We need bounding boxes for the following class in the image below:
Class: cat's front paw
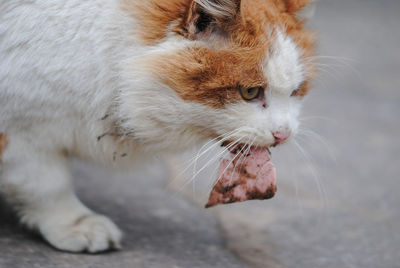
[40,214,122,253]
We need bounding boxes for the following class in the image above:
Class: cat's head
[118,0,316,152]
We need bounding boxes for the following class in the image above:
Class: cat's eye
[291,82,308,97]
[240,86,262,101]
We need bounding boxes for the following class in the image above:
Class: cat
[0,0,316,253]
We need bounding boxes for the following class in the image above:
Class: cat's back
[0,0,135,126]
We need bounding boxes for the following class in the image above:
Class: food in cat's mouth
[205,143,276,208]
[0,133,7,162]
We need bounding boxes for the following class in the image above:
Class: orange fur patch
[0,133,7,162]
[145,46,267,108]
[284,0,312,13]
[121,0,192,44]
[123,0,316,108]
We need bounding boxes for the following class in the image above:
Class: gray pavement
[1,0,399,267]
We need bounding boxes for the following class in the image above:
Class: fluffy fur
[0,0,316,253]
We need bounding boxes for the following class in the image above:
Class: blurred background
[1,0,399,267]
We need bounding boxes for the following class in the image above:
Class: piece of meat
[0,133,7,162]
[205,145,276,208]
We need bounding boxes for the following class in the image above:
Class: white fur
[263,29,304,135]
[0,0,138,252]
[266,30,305,95]
[0,0,307,253]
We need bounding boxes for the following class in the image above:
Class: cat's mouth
[205,142,277,208]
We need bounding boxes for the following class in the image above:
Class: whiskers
[227,136,256,185]
[297,126,337,162]
[168,121,334,216]
[293,139,328,208]
[288,122,338,214]
[168,127,251,200]
[302,55,360,87]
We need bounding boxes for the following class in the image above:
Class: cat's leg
[0,139,122,253]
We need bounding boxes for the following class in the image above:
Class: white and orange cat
[0,0,316,253]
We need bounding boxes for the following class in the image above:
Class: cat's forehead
[133,0,315,108]
[146,29,308,108]
[213,29,305,95]
[229,1,316,96]
[264,30,305,94]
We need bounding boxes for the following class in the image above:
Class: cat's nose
[273,131,291,144]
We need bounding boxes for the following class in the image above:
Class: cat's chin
[221,141,271,155]
[220,133,291,150]
[221,141,274,152]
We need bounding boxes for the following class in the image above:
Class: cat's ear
[184,0,240,39]
[284,0,316,21]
